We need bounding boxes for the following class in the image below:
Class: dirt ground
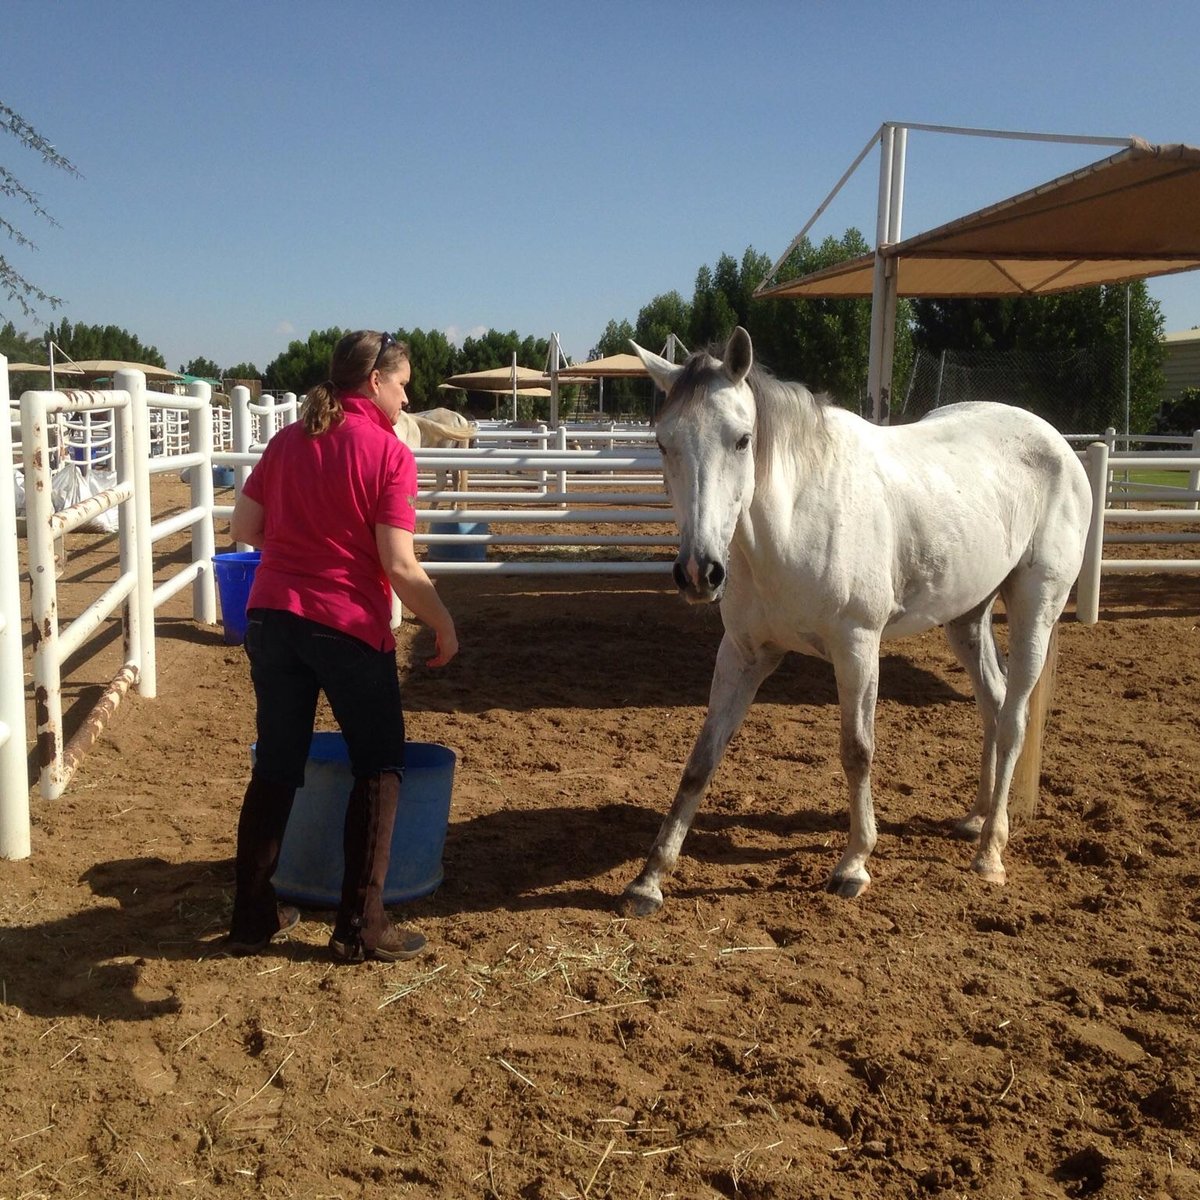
[2,479,1199,1199]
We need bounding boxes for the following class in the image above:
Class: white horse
[393,407,476,507]
[620,327,1092,916]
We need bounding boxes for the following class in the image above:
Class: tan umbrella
[6,360,84,373]
[59,359,182,380]
[441,364,552,391]
[438,382,551,396]
[557,352,652,379]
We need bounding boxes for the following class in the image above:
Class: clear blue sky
[3,0,1199,373]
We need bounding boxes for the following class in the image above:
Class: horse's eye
[735,434,751,451]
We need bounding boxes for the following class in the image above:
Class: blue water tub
[264,732,456,906]
[424,520,489,562]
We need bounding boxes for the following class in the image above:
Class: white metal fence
[4,369,1198,855]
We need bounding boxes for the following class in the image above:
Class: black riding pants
[244,608,406,787]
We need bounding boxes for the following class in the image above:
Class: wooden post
[1009,624,1060,820]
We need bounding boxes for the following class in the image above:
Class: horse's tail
[1010,623,1060,820]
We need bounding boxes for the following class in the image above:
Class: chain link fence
[896,347,1134,436]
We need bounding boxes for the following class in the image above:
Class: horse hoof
[825,874,870,900]
[970,859,1007,886]
[618,887,663,918]
[953,815,985,840]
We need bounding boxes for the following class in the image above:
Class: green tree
[748,230,913,411]
[224,362,261,382]
[1150,386,1200,436]
[590,318,634,360]
[181,356,220,379]
[399,326,458,410]
[689,263,737,348]
[1,103,79,319]
[634,292,691,357]
[910,283,1165,431]
[264,328,344,393]
[455,330,549,375]
[45,319,166,366]
[1,318,45,395]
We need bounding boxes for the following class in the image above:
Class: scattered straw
[219,1049,294,1128]
[556,997,652,1021]
[378,963,449,1010]
[174,1013,226,1054]
[491,1056,537,1089]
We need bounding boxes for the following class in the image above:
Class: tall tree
[590,318,634,361]
[1,103,79,319]
[263,327,344,393]
[45,319,166,366]
[634,292,691,358]
[181,356,220,379]
[399,326,458,410]
[910,283,1165,431]
[224,362,261,382]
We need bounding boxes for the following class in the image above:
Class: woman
[222,330,458,962]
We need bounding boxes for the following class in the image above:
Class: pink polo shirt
[242,395,417,650]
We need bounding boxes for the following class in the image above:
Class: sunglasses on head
[372,331,397,373]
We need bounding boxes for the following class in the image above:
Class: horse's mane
[659,349,829,479]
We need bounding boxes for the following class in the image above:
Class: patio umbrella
[440,364,552,391]
[59,360,182,381]
[6,361,84,373]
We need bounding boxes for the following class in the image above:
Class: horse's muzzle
[673,558,725,603]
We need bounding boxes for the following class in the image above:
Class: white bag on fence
[50,463,120,533]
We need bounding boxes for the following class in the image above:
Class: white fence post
[187,381,217,624]
[1189,429,1200,512]
[116,370,156,699]
[0,357,30,858]
[231,385,253,492]
[1076,441,1110,625]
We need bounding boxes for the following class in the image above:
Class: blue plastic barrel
[265,733,456,905]
[424,520,489,562]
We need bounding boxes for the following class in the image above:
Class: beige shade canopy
[557,352,652,379]
[441,364,552,392]
[438,382,552,396]
[56,359,182,380]
[5,360,84,373]
[756,139,1200,301]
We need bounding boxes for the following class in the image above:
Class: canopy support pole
[867,124,906,424]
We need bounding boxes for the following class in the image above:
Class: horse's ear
[724,327,753,385]
[630,340,683,395]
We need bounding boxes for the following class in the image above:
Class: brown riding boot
[329,771,427,963]
[225,774,299,952]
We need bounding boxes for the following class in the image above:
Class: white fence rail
[5,374,1198,852]
[17,372,217,808]
[1076,440,1200,623]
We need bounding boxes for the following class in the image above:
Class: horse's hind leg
[971,575,1067,885]
[944,597,1006,840]
[620,634,782,917]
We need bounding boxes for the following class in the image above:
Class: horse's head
[631,326,757,604]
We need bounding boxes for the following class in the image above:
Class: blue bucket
[425,520,489,562]
[212,551,261,645]
[265,732,456,906]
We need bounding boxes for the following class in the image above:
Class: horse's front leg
[620,634,782,917]
[827,630,881,899]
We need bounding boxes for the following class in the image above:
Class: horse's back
[812,401,1092,636]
